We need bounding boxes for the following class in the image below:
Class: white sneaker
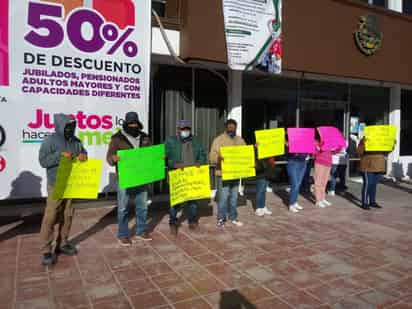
[316,201,326,208]
[289,206,299,213]
[294,203,304,210]
[255,208,264,217]
[262,207,272,215]
[327,191,335,196]
[231,220,244,227]
[322,199,332,206]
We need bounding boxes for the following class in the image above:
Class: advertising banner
[222,0,282,74]
[0,0,151,199]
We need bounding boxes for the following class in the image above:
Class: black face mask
[226,130,236,138]
[64,123,76,140]
[123,124,140,137]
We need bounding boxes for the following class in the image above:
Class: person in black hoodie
[106,112,152,246]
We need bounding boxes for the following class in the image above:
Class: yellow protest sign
[53,157,103,199]
[168,165,211,207]
[255,128,285,159]
[221,145,256,181]
[365,125,397,151]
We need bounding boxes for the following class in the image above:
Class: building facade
[150,0,412,181]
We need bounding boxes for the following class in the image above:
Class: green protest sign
[117,144,165,189]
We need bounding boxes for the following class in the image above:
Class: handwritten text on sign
[365,125,397,151]
[255,128,285,159]
[221,145,255,180]
[53,157,103,199]
[168,165,211,207]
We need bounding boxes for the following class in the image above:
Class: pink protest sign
[287,128,315,154]
[318,127,346,151]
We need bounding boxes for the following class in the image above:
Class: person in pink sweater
[314,133,333,208]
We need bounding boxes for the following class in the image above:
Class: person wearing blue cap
[106,112,152,246]
[165,120,207,235]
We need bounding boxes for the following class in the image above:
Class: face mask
[124,124,140,137]
[180,130,191,139]
[226,130,236,138]
[64,123,76,140]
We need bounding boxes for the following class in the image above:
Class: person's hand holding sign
[78,153,88,162]
[111,155,120,163]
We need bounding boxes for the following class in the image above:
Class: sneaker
[132,233,152,242]
[362,204,371,210]
[316,201,326,208]
[169,224,178,236]
[255,208,265,217]
[322,199,332,206]
[59,243,77,256]
[41,253,56,266]
[217,220,225,229]
[118,237,132,247]
[289,206,299,213]
[370,203,382,209]
[262,207,272,215]
[189,222,199,230]
[328,190,335,196]
[231,220,244,227]
[294,203,304,210]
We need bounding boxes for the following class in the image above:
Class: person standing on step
[106,112,152,246]
[165,120,208,235]
[39,114,88,266]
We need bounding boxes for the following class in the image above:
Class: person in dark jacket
[106,112,152,246]
[357,137,389,210]
[254,155,275,217]
[165,120,207,235]
[39,114,87,266]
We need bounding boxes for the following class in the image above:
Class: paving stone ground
[0,180,412,309]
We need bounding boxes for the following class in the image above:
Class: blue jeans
[329,164,347,191]
[169,200,198,225]
[217,177,239,221]
[256,177,268,209]
[287,160,308,205]
[117,186,148,238]
[302,159,313,191]
[361,172,382,205]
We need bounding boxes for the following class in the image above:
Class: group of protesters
[37,111,390,265]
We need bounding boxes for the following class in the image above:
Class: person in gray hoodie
[39,114,87,265]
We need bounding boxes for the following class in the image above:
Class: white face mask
[180,130,191,139]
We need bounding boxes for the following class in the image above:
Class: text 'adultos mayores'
[24,53,142,75]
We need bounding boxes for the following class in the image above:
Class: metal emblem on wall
[354,15,383,56]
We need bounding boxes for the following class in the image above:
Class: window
[360,0,387,7]
[152,0,166,17]
[400,90,412,156]
[403,0,412,14]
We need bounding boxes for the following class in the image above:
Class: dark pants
[301,159,313,192]
[256,178,269,209]
[361,172,382,205]
[329,164,347,191]
[287,160,308,205]
[169,201,198,225]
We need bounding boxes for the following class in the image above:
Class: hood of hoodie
[54,113,74,137]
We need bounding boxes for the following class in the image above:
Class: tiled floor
[1,181,412,308]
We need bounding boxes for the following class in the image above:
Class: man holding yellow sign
[166,120,208,235]
[210,119,247,228]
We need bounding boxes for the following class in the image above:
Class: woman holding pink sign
[313,132,334,208]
